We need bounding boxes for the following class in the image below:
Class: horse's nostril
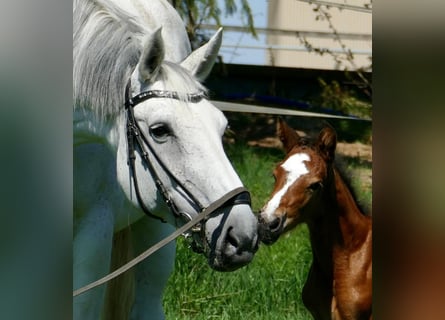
[226,227,239,249]
[225,227,258,255]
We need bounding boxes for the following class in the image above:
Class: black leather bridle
[124,81,251,253]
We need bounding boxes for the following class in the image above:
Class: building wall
[267,0,372,71]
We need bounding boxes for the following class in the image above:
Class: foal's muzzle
[258,213,286,245]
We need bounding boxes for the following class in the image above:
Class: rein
[73,81,251,297]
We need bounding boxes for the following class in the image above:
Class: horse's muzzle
[205,204,259,271]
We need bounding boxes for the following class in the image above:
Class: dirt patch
[336,141,372,162]
[248,136,372,163]
[226,113,372,162]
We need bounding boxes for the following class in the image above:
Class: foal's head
[259,118,337,244]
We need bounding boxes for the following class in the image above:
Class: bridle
[124,80,251,253]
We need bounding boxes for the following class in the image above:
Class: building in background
[176,0,372,119]
[266,0,371,71]
[199,0,371,71]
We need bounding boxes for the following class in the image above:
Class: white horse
[73,0,259,319]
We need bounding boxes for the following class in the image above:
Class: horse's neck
[74,109,121,150]
[306,167,370,275]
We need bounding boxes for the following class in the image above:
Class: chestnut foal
[259,119,372,320]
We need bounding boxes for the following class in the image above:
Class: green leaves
[174,0,257,47]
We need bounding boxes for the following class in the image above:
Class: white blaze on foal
[263,153,310,219]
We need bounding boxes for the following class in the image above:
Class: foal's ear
[138,27,165,83]
[277,117,301,153]
[180,28,222,82]
[317,126,337,162]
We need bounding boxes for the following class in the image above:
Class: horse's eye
[307,182,323,192]
[149,123,171,142]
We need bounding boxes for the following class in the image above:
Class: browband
[125,89,206,109]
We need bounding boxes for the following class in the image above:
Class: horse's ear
[180,28,222,82]
[138,27,165,83]
[277,117,301,153]
[317,125,337,162]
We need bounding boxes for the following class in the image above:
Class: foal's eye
[307,182,322,192]
[149,123,171,142]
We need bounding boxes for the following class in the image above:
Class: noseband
[124,81,251,253]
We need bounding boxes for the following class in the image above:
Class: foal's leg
[129,216,176,320]
[73,205,114,320]
[331,296,342,320]
[302,263,332,320]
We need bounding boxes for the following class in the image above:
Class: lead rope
[73,186,249,297]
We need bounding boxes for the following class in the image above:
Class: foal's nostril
[269,217,283,233]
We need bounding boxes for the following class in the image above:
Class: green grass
[164,228,312,320]
[222,143,285,211]
[163,143,371,319]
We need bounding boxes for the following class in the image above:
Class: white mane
[73,0,144,120]
[143,61,207,99]
[74,0,207,124]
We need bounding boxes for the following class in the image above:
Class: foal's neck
[307,167,370,270]
[332,168,370,249]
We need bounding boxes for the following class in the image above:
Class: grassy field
[163,141,371,320]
